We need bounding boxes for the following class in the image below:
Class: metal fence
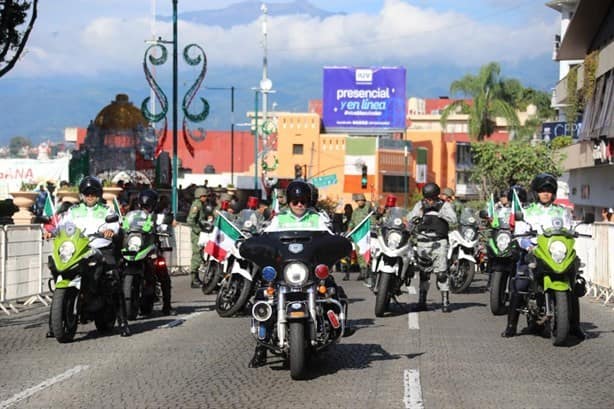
[0,223,193,315]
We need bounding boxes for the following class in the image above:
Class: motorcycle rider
[134,189,174,315]
[501,173,586,339]
[187,187,217,288]
[44,176,130,337]
[408,182,458,313]
[250,180,352,367]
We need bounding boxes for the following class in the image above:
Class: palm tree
[440,62,520,141]
[0,0,38,78]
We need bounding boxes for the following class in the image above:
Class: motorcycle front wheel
[123,274,141,320]
[215,275,252,317]
[450,259,475,293]
[550,291,570,346]
[374,273,392,317]
[201,260,223,295]
[51,287,79,343]
[489,270,508,315]
[289,321,307,380]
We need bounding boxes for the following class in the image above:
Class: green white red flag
[347,212,373,264]
[204,211,244,262]
[509,188,524,227]
[487,193,499,228]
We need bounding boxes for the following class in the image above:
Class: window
[383,175,408,193]
[456,142,473,168]
[292,144,304,155]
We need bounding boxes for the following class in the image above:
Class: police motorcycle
[120,209,172,319]
[513,212,593,346]
[479,208,518,315]
[215,209,263,317]
[240,230,352,380]
[198,219,225,295]
[48,214,122,343]
[371,207,415,317]
[447,207,479,293]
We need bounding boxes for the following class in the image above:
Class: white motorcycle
[215,209,263,317]
[372,207,415,317]
[447,207,479,293]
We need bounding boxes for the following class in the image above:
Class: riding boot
[501,293,520,338]
[248,345,267,368]
[160,276,173,315]
[46,311,54,338]
[190,271,201,288]
[441,291,451,313]
[117,292,131,337]
[569,295,586,340]
[415,290,427,312]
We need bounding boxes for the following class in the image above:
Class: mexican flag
[508,189,524,227]
[112,197,123,221]
[271,189,279,214]
[347,212,373,264]
[487,193,499,228]
[204,211,244,262]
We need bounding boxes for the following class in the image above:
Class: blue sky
[8,0,558,79]
[1,0,562,144]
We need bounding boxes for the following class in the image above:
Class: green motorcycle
[48,214,123,343]
[514,212,593,346]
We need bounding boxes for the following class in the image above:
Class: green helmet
[194,187,207,199]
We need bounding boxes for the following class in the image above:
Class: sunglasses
[290,199,307,206]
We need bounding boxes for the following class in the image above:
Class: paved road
[1,272,613,409]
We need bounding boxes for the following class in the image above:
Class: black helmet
[79,176,103,197]
[138,189,159,212]
[286,180,311,205]
[422,182,440,199]
[507,184,527,204]
[530,173,557,199]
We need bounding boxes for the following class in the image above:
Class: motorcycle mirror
[105,214,119,223]
[514,212,524,222]
[478,210,489,219]
[582,212,595,224]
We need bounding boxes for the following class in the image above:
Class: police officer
[502,173,586,339]
[187,187,217,288]
[347,193,372,283]
[409,182,457,313]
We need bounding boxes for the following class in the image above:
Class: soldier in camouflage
[409,182,457,313]
[187,187,217,288]
[347,193,373,284]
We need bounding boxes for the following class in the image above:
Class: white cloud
[10,0,556,77]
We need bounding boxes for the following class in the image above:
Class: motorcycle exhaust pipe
[252,301,273,322]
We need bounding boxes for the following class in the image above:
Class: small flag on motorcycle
[508,189,524,228]
[487,193,498,228]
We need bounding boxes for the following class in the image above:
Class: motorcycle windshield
[122,210,153,233]
[240,230,352,270]
[459,208,478,226]
[494,207,512,228]
[382,207,408,229]
[234,209,263,235]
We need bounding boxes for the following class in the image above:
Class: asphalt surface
[1,272,613,409]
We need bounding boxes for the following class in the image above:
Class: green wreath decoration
[261,155,279,172]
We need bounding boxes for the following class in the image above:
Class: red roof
[157,130,257,173]
[425,98,472,114]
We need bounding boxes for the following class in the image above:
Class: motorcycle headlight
[549,240,567,264]
[495,231,512,252]
[462,228,476,241]
[387,231,403,249]
[59,241,76,263]
[283,262,309,286]
[127,234,143,252]
[393,218,402,226]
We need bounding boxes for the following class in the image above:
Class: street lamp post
[404,145,409,207]
[141,0,209,215]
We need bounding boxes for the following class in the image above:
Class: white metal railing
[0,223,193,315]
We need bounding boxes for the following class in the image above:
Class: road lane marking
[158,311,204,329]
[408,312,419,330]
[403,369,424,409]
[0,365,89,409]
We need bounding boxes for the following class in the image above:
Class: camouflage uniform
[186,189,217,286]
[408,199,457,311]
[347,195,372,281]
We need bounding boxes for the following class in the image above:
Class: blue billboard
[541,121,581,140]
[322,67,406,133]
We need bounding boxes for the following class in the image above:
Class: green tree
[0,0,38,78]
[440,62,520,141]
[470,141,563,200]
[9,135,30,156]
